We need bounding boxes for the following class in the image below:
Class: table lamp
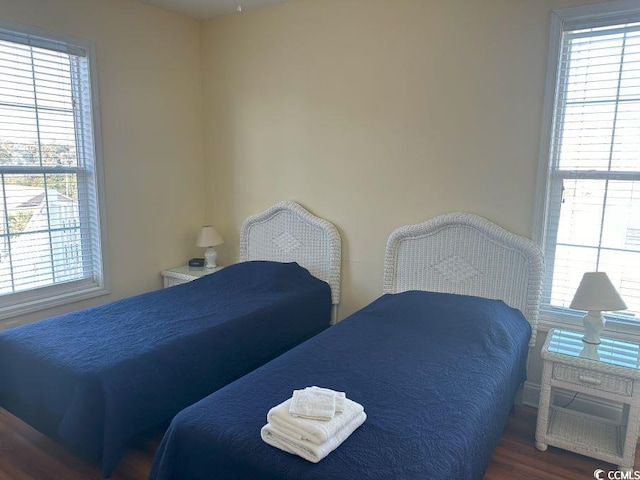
[197,226,224,269]
[570,272,627,344]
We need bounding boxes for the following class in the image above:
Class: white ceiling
[137,0,291,19]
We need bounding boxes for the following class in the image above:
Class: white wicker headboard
[239,201,341,315]
[383,213,543,346]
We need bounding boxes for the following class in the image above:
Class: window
[537,1,640,327]
[0,21,107,319]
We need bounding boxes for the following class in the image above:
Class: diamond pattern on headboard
[272,231,303,254]
[432,255,481,284]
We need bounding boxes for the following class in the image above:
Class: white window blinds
[0,22,106,319]
[541,5,640,323]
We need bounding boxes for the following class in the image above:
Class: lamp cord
[559,391,579,409]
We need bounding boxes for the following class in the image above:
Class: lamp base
[204,247,218,269]
[582,311,604,345]
[579,342,600,361]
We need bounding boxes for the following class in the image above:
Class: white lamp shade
[196,226,224,248]
[570,272,627,312]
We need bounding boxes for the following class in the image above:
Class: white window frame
[534,0,640,337]
[0,20,109,320]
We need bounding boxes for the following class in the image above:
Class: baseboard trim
[523,381,540,408]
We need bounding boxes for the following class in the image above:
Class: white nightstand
[161,265,224,288]
[536,328,640,471]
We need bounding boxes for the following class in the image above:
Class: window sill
[0,284,110,322]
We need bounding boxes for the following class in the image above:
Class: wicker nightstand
[161,265,224,288]
[536,329,640,471]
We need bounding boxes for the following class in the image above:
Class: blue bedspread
[0,261,331,477]
[150,290,531,480]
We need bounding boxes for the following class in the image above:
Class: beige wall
[201,0,609,386]
[1,0,205,328]
[201,0,603,319]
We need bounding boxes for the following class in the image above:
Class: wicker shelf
[547,406,624,460]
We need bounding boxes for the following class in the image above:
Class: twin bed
[149,212,543,480]
[0,201,341,477]
[0,204,543,479]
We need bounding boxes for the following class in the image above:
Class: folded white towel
[289,389,335,420]
[268,397,364,445]
[261,411,367,463]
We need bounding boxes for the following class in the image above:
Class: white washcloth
[261,411,367,463]
[268,397,364,445]
[289,389,335,420]
[305,386,346,413]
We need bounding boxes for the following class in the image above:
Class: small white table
[536,329,640,471]
[161,265,224,288]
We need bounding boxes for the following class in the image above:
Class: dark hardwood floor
[0,405,634,479]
